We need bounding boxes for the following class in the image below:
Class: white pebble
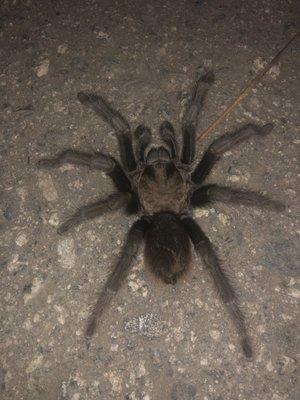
[15,232,28,247]
[58,238,76,269]
[287,288,300,299]
[48,213,60,227]
[57,44,68,54]
[217,213,230,225]
[34,59,50,77]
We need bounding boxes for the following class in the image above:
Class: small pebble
[217,213,230,226]
[286,289,300,299]
[15,232,27,247]
[37,171,58,201]
[268,63,281,79]
[57,238,76,269]
[34,59,50,77]
[57,43,68,54]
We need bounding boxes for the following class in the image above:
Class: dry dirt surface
[0,1,299,399]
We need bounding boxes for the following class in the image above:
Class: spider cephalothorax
[37,67,285,358]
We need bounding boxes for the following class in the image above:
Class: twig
[197,32,300,143]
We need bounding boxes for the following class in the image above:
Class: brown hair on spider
[37,67,285,358]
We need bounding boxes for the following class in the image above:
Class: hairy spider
[37,68,285,358]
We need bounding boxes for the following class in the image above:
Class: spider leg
[86,218,148,337]
[181,67,214,165]
[191,123,274,184]
[134,125,152,162]
[181,217,252,358]
[159,121,179,160]
[77,92,137,171]
[37,150,131,192]
[191,184,285,212]
[57,192,130,234]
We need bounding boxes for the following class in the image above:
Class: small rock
[57,44,68,54]
[15,232,28,247]
[194,298,203,308]
[58,238,76,269]
[124,313,165,338]
[195,209,210,218]
[34,59,50,77]
[227,175,242,183]
[171,383,196,400]
[95,30,110,40]
[110,343,118,352]
[268,63,280,79]
[48,213,60,227]
[217,213,230,226]
[37,171,58,201]
[137,360,147,378]
[286,288,300,299]
[54,305,66,325]
[252,57,266,73]
[266,360,274,372]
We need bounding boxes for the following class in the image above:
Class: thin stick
[197,32,300,143]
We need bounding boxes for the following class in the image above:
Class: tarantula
[37,68,285,358]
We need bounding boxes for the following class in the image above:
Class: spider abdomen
[144,213,191,284]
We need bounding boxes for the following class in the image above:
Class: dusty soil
[0,1,299,399]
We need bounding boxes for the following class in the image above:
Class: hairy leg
[134,125,152,162]
[159,121,179,160]
[37,150,131,192]
[37,149,116,170]
[57,192,130,234]
[77,93,136,171]
[191,184,285,211]
[192,123,274,184]
[86,218,149,337]
[182,217,252,358]
[181,67,214,165]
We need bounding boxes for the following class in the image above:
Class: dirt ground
[0,1,299,399]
